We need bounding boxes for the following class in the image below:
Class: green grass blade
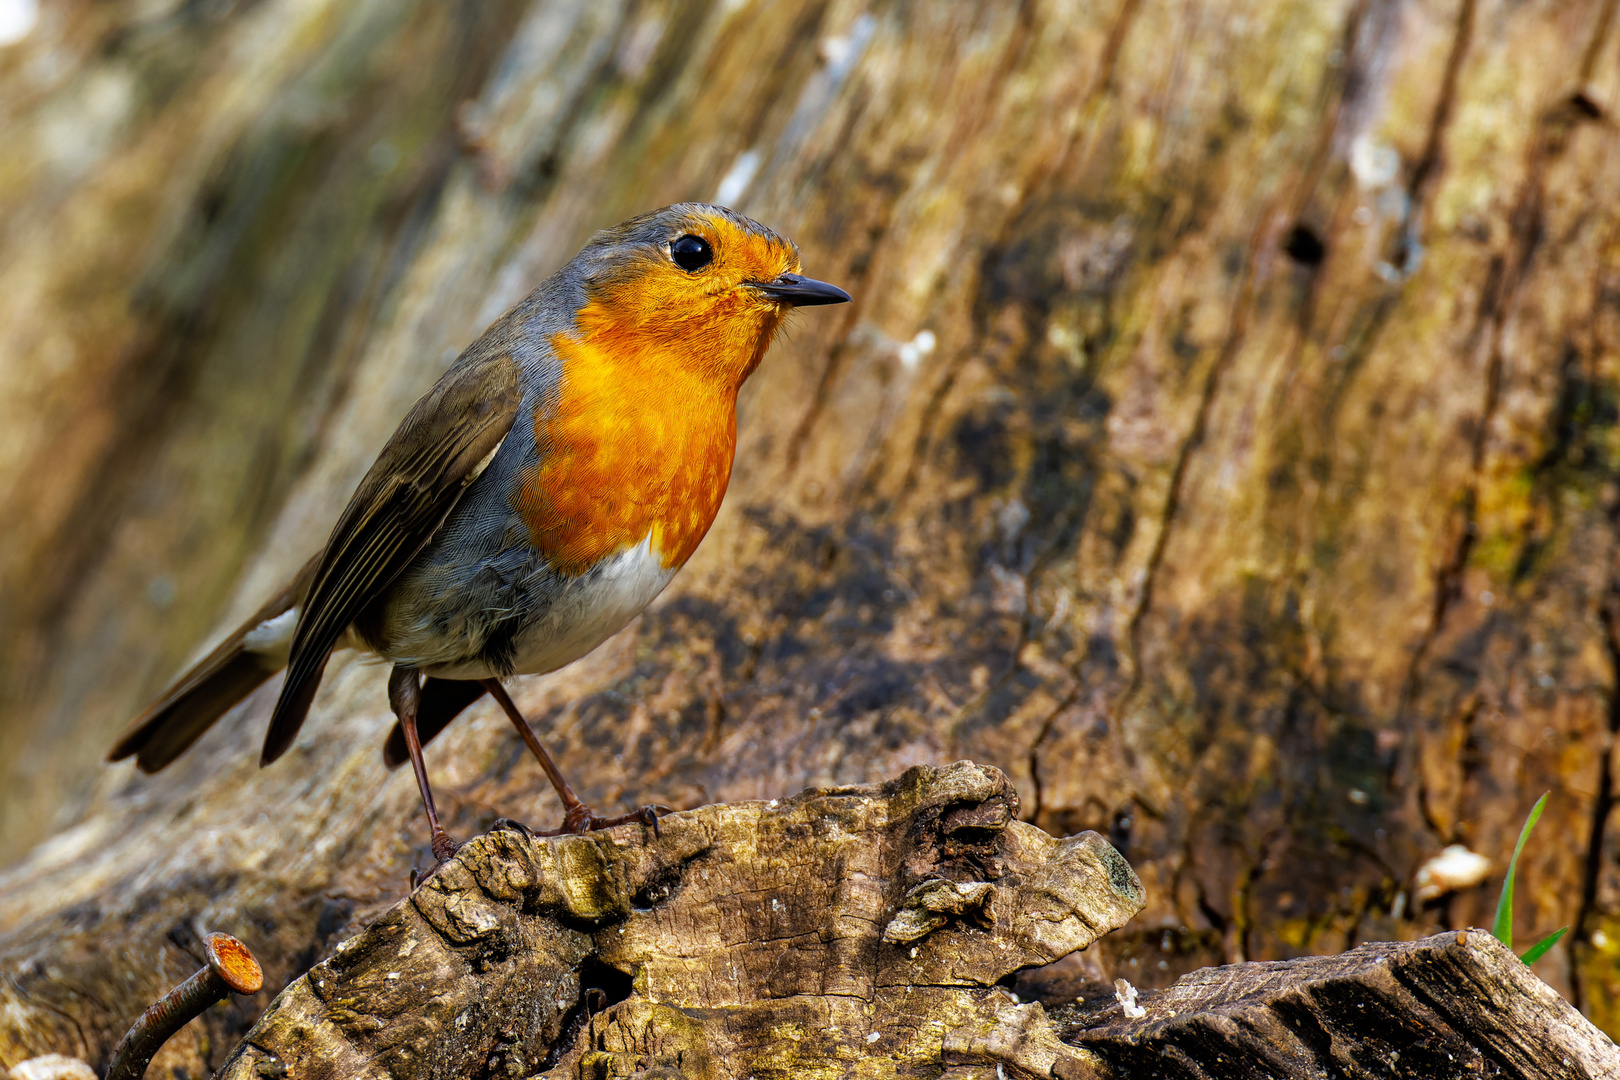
[1520,926,1568,965]
[1492,791,1550,949]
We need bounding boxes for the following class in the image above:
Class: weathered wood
[1059,930,1620,1079]
[207,762,1142,1080]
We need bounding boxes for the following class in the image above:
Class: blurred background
[3,0,1620,1062]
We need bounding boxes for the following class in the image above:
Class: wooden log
[1059,930,1620,1079]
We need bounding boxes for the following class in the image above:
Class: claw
[406,831,461,888]
[410,845,453,890]
[531,803,673,837]
[636,803,674,838]
[491,816,536,839]
[562,803,595,835]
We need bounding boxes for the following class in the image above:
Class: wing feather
[260,350,523,764]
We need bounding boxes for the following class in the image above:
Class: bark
[5,0,1620,1063]
[1060,930,1620,1079]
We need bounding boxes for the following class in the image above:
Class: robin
[109,203,849,865]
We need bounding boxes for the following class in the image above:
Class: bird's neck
[516,318,753,575]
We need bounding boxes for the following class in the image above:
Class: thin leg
[389,665,459,864]
[480,679,585,819]
[480,678,669,835]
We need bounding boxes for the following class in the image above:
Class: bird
[109,203,850,866]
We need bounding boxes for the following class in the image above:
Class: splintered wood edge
[1060,929,1620,1078]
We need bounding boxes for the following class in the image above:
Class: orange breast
[516,307,745,576]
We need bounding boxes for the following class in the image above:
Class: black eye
[670,234,714,272]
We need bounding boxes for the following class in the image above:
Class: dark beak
[754,273,851,307]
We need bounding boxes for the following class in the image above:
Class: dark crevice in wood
[1574,590,1620,1013]
[1394,0,1474,278]
[1121,0,1378,710]
[535,957,633,1073]
[1121,205,1267,700]
[1415,693,1479,842]
[1280,223,1326,266]
[1024,686,1079,827]
[1235,830,1283,964]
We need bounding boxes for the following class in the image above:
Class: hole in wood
[1282,224,1327,266]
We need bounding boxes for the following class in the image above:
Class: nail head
[206,933,263,995]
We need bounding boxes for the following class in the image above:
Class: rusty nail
[104,933,262,1080]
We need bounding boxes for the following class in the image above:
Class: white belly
[421,533,675,681]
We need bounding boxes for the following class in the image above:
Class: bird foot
[431,828,461,862]
[490,816,536,839]
[408,829,462,889]
[533,803,672,838]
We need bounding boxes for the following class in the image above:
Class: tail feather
[381,678,489,768]
[109,558,318,772]
[114,651,282,772]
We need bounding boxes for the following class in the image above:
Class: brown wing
[260,350,522,765]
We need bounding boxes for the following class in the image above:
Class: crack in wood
[1574,587,1620,1012]
[1120,205,1269,702]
